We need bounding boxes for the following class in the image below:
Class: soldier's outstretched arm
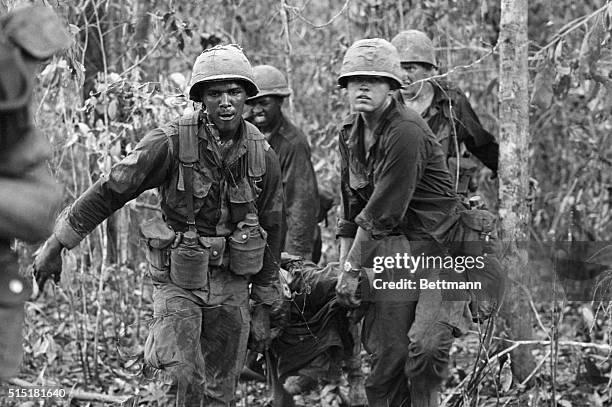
[33,128,174,293]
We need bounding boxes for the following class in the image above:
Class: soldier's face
[201,81,246,135]
[346,76,393,113]
[399,62,435,98]
[246,95,283,133]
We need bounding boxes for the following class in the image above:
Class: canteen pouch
[229,223,267,276]
[430,207,498,257]
[454,209,498,257]
[140,218,175,283]
[170,235,210,290]
[199,236,226,267]
[430,207,504,319]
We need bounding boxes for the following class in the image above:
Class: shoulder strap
[178,111,200,163]
[244,121,268,177]
[178,110,200,232]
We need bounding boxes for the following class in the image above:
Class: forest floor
[3,292,612,407]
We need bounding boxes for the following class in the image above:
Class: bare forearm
[345,227,377,268]
[339,236,355,265]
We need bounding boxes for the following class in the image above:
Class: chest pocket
[176,164,213,213]
[228,177,258,203]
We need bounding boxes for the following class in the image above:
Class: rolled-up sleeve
[55,128,174,249]
[251,147,284,304]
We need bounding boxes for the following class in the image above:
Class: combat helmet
[337,38,403,89]
[188,44,259,100]
[247,65,291,101]
[391,30,437,68]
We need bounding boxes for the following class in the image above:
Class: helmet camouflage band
[188,44,259,100]
[391,30,437,68]
[337,38,403,89]
[247,65,291,101]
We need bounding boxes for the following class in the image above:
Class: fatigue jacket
[423,80,498,174]
[54,111,284,304]
[337,98,459,240]
[267,114,319,258]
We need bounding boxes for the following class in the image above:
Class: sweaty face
[246,95,283,132]
[201,81,246,136]
[346,76,393,113]
[399,62,435,98]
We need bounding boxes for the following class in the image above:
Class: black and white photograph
[1,0,612,406]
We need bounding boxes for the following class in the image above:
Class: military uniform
[246,65,320,261]
[52,109,283,405]
[335,38,472,407]
[338,98,472,407]
[264,114,319,259]
[0,6,70,381]
[421,79,498,176]
[392,30,499,196]
[33,46,284,406]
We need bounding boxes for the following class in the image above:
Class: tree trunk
[498,0,536,384]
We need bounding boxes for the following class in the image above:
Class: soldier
[33,45,284,406]
[335,38,472,407]
[391,30,499,196]
[0,6,71,381]
[245,65,320,261]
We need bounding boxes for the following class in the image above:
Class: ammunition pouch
[229,223,267,276]
[429,207,498,258]
[429,207,505,321]
[140,218,175,283]
[199,236,226,267]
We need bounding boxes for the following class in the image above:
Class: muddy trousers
[144,284,251,407]
[361,292,468,407]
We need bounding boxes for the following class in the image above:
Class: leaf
[579,15,607,77]
[498,357,513,392]
[108,99,119,120]
[553,39,564,63]
[68,24,80,35]
[558,400,572,407]
[532,62,555,109]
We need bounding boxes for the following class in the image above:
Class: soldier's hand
[336,269,362,308]
[32,235,63,296]
[248,304,271,353]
